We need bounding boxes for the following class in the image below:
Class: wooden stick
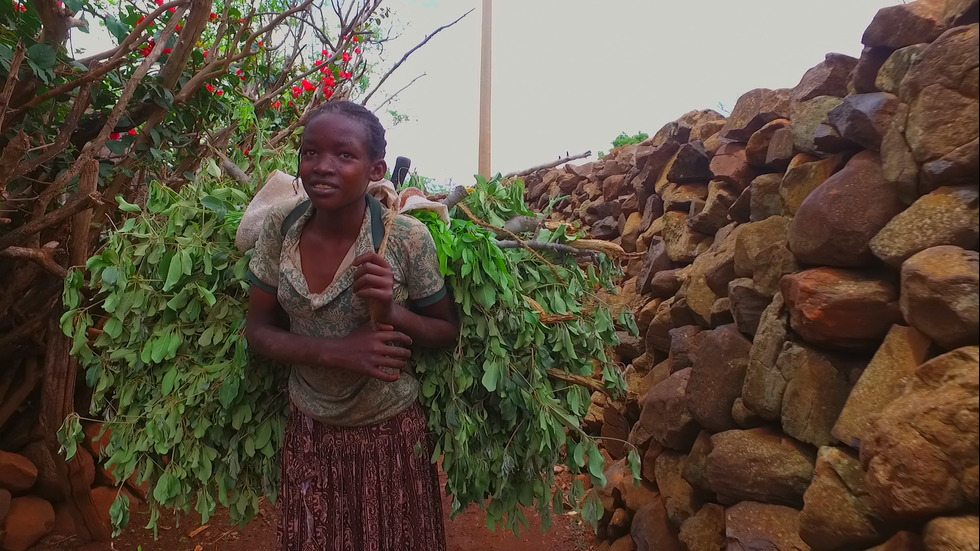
[0,245,67,278]
[502,150,591,180]
[0,192,101,253]
[545,369,609,397]
[0,41,26,135]
[494,240,598,260]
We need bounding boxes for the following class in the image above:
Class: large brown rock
[687,325,752,432]
[663,182,709,214]
[733,216,792,278]
[850,46,893,94]
[645,299,673,352]
[900,245,980,350]
[637,368,701,451]
[0,451,37,494]
[862,346,980,520]
[766,127,798,172]
[668,325,706,373]
[741,293,790,421]
[876,44,929,95]
[636,237,675,295]
[868,531,926,551]
[720,88,793,142]
[748,173,783,222]
[800,446,885,550]
[777,342,863,447]
[827,92,899,151]
[681,228,742,327]
[728,278,771,336]
[789,151,905,267]
[1,496,55,551]
[679,503,725,551]
[630,495,683,551]
[781,268,902,350]
[661,211,712,263]
[746,119,791,167]
[944,0,980,26]
[655,452,697,528]
[791,96,844,156]
[690,180,739,234]
[900,25,980,180]
[710,143,756,191]
[922,516,980,551]
[833,325,932,449]
[752,242,799,297]
[707,427,816,506]
[863,0,948,48]
[793,53,859,102]
[779,154,846,215]
[725,501,811,551]
[870,186,980,268]
[666,142,713,184]
[880,103,921,205]
[683,430,715,497]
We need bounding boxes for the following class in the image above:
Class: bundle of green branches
[59,174,638,536]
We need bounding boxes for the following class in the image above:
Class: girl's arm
[353,252,459,349]
[245,287,414,382]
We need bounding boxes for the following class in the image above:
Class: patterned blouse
[247,195,446,427]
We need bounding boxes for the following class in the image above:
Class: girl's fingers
[352,274,390,294]
[353,252,390,269]
[367,368,401,382]
[377,331,412,347]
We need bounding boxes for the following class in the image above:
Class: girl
[245,101,458,550]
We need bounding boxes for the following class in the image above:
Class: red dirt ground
[35,470,598,551]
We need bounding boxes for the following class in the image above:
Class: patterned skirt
[277,402,446,551]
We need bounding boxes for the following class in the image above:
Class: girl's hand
[352,252,396,326]
[338,323,412,382]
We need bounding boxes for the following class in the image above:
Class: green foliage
[59,178,287,536]
[411,175,635,534]
[599,130,649,159]
[59,175,638,537]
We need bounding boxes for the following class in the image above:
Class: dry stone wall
[523,1,979,549]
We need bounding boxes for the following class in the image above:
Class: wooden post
[478,0,492,177]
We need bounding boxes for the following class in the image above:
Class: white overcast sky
[376,0,898,186]
[72,0,899,186]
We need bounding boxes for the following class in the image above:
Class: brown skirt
[277,402,446,551]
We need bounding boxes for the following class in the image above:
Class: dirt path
[37,471,597,551]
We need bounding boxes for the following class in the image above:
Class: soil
[35,470,598,551]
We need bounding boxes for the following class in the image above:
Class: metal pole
[478,0,492,177]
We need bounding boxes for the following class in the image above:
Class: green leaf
[105,16,130,42]
[109,493,131,537]
[163,252,183,291]
[162,368,177,395]
[26,43,56,70]
[219,376,240,408]
[116,195,141,213]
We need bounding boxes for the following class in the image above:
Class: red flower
[205,83,215,93]
[301,79,315,92]
[353,36,359,43]
[236,69,243,75]
[175,24,182,31]
[244,149,250,156]
[155,0,162,5]
[140,47,152,57]
[216,90,224,96]
[110,133,121,140]
[291,86,302,98]
[325,88,334,99]
[323,75,335,87]
[168,7,175,12]
[128,129,138,136]
[203,50,208,58]
[273,101,282,109]
[258,41,264,47]
[341,71,352,80]
[162,48,172,55]
[136,15,146,25]
[341,52,351,63]
[354,48,361,55]
[321,49,330,57]
[208,12,217,21]
[314,60,323,66]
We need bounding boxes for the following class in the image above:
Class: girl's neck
[307,199,367,239]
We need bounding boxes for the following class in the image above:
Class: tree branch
[546,369,609,397]
[360,8,472,106]
[0,244,67,278]
[0,41,26,132]
[0,192,101,252]
[503,150,592,180]
[371,72,425,114]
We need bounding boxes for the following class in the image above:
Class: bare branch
[0,192,102,252]
[10,82,92,182]
[371,73,425,113]
[0,244,67,278]
[545,369,610,396]
[0,41,26,132]
[503,150,592,180]
[495,240,597,259]
[360,8,473,106]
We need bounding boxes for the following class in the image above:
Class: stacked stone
[0,426,138,550]
[524,2,979,550]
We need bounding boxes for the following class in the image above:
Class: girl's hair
[305,101,387,161]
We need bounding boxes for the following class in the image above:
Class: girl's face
[299,112,386,213]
